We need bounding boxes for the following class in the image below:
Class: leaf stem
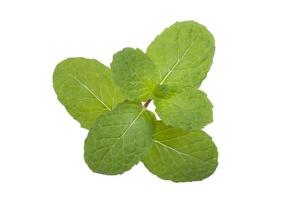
[143,99,152,108]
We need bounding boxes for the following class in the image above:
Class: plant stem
[143,99,152,108]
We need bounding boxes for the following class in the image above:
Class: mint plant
[53,21,218,182]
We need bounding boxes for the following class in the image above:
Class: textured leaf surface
[53,58,124,129]
[111,48,159,101]
[154,90,213,131]
[143,121,218,182]
[84,101,155,175]
[147,21,215,90]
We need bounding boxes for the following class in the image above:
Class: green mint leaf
[84,101,156,175]
[142,121,218,182]
[154,84,169,98]
[53,21,219,182]
[53,57,124,129]
[147,21,215,90]
[154,90,213,131]
[111,48,159,101]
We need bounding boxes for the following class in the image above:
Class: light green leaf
[111,48,159,101]
[84,101,156,175]
[53,57,124,129]
[147,21,215,90]
[143,121,218,182]
[154,89,213,131]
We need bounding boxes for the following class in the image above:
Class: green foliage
[111,48,159,101]
[143,121,218,182]
[53,21,218,182]
[154,84,170,98]
[147,21,215,91]
[53,57,124,129]
[154,90,213,131]
[84,101,155,174]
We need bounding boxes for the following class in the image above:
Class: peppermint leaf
[53,20,219,182]
[154,89,213,131]
[143,121,218,182]
[111,48,159,101]
[147,21,215,90]
[84,101,155,175]
[53,57,124,129]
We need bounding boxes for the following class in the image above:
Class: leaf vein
[95,109,145,169]
[159,40,195,85]
[71,75,111,111]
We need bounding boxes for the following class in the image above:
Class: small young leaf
[143,121,218,182]
[154,90,213,131]
[53,57,124,129]
[111,48,159,101]
[147,21,215,90]
[84,101,156,175]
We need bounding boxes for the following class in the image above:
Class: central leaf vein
[96,109,145,168]
[72,76,111,111]
[159,40,195,85]
[154,139,192,158]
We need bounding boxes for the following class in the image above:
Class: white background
[0,0,299,199]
